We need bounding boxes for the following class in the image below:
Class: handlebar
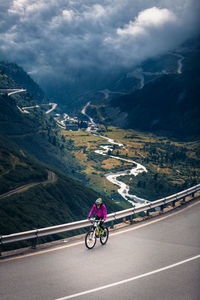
[88,218,102,224]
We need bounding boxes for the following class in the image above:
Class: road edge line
[55,254,200,300]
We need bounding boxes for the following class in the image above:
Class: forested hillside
[0,65,81,178]
[0,134,47,194]
[0,63,123,240]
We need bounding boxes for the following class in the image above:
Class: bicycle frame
[90,219,104,237]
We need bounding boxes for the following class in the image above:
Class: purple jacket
[88,203,107,220]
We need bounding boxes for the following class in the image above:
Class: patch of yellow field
[171,179,185,185]
[62,130,108,149]
[101,157,132,170]
[84,165,99,175]
[149,162,158,169]
[105,126,157,143]
[158,168,172,175]
[187,152,199,160]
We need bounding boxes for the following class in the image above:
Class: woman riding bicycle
[88,198,107,236]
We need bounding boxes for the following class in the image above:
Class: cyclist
[88,198,107,236]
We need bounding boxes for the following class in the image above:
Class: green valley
[62,126,200,203]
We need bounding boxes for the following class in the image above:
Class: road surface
[0,201,199,300]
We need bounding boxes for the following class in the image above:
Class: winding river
[82,103,149,207]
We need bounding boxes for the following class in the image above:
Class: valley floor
[62,126,200,204]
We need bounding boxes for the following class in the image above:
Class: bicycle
[85,218,109,249]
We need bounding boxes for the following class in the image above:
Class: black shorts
[95,216,105,230]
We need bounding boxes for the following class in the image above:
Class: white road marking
[55,254,200,300]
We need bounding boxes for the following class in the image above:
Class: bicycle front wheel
[85,230,96,249]
[100,227,109,245]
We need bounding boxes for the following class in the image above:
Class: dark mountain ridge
[112,49,200,138]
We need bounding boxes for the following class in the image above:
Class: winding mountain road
[0,171,56,199]
[1,200,199,300]
[0,88,27,96]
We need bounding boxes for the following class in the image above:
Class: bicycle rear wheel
[85,230,96,249]
[100,227,109,245]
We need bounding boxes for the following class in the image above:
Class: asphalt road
[0,201,200,300]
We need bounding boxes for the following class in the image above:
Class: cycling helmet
[95,198,103,205]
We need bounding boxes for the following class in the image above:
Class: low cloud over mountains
[0,0,199,89]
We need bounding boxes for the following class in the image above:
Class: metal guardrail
[1,184,200,249]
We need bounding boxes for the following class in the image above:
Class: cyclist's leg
[95,216,104,229]
[96,216,106,234]
[99,220,104,230]
[94,216,101,236]
[100,220,107,237]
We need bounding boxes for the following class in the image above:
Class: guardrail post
[182,197,186,204]
[129,213,134,223]
[110,220,114,229]
[31,230,38,249]
[161,204,164,212]
[110,213,117,229]
[172,200,176,207]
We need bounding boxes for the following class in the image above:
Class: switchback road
[0,201,200,300]
[0,88,26,96]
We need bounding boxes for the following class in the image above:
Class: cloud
[0,0,199,95]
[117,7,177,36]
[104,7,181,66]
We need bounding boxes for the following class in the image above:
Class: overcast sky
[0,0,199,88]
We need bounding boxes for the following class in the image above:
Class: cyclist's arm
[102,204,107,221]
[88,204,96,218]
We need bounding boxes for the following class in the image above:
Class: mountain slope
[110,40,200,138]
[0,133,47,194]
[0,66,81,179]
[0,62,46,103]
